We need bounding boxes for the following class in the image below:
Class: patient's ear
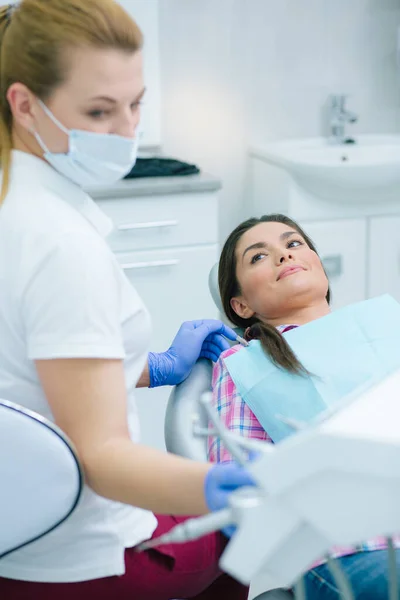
[230,296,255,320]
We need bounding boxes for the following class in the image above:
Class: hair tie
[244,325,259,341]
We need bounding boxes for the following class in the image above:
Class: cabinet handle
[121,259,180,271]
[322,254,343,277]
[118,220,179,232]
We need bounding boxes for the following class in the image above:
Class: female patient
[208,213,400,600]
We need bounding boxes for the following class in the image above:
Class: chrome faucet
[328,94,358,144]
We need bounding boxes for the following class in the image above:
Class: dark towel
[124,157,200,180]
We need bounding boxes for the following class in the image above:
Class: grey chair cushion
[208,263,223,314]
[164,359,212,462]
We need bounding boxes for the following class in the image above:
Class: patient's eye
[287,239,303,249]
[250,252,266,264]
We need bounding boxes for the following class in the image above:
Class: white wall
[159,0,400,242]
[117,0,161,147]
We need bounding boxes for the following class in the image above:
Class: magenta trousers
[0,514,249,600]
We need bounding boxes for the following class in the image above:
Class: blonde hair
[0,0,143,202]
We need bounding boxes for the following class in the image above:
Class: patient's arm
[207,347,270,463]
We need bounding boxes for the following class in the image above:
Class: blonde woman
[0,2,253,598]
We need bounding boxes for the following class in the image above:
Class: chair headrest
[208,263,224,314]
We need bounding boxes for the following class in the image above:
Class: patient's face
[232,221,328,321]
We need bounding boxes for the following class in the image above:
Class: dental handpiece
[136,508,233,552]
[137,488,265,554]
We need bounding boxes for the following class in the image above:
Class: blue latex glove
[148,319,237,388]
[204,461,257,537]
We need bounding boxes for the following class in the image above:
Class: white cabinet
[368,216,400,302]
[98,192,218,253]
[300,219,367,309]
[94,187,220,451]
[301,216,400,308]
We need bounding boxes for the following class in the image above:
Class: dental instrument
[136,509,233,551]
[137,487,266,552]
[222,333,249,348]
[235,334,249,347]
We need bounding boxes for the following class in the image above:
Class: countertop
[86,172,221,200]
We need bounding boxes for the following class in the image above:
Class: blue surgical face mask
[33,100,139,187]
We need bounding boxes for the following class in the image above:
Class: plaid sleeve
[207,347,271,463]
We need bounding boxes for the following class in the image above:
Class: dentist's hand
[148,319,237,388]
[204,461,256,537]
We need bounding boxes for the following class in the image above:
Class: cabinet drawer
[96,192,219,252]
[116,244,219,350]
[300,218,367,309]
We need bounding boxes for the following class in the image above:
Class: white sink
[250,135,400,203]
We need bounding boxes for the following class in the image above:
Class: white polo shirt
[0,150,157,582]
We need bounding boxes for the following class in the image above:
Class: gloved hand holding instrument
[148,319,247,388]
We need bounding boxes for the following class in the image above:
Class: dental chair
[164,264,293,600]
[0,399,83,560]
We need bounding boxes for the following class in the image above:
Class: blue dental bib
[224,295,400,443]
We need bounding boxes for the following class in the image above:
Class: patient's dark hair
[219,214,330,375]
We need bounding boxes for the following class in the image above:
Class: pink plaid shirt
[207,324,400,564]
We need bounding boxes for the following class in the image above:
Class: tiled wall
[159,0,400,240]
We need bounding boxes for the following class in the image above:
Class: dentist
[0,1,252,599]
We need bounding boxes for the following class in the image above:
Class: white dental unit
[161,365,400,600]
[222,366,400,589]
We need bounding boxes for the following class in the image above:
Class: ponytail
[244,321,309,376]
[0,5,13,203]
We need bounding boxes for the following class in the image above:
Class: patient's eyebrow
[241,231,299,261]
[242,242,268,261]
[280,230,298,240]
